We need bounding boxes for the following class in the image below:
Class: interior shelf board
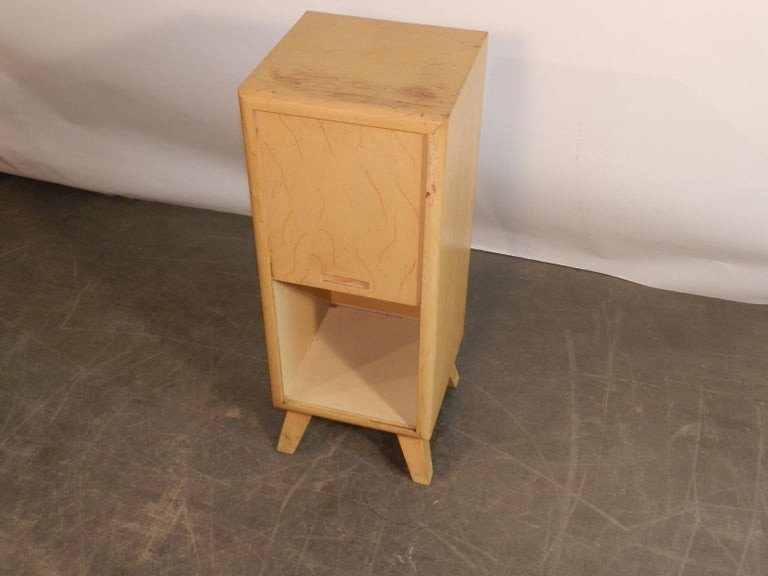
[284,304,419,428]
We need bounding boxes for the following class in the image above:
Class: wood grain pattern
[256,111,423,306]
[239,12,487,131]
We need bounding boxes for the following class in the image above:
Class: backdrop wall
[2,1,767,303]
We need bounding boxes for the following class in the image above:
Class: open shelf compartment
[272,280,420,430]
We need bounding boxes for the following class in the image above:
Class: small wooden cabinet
[238,11,487,484]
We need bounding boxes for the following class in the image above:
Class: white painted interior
[2,1,767,303]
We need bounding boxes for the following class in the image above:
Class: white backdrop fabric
[2,1,768,303]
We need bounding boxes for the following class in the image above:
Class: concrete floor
[1,173,767,575]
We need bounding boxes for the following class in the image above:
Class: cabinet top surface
[239,11,487,126]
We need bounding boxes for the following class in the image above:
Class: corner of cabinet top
[238,11,488,133]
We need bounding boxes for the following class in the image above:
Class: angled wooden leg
[397,435,433,485]
[276,411,312,454]
[448,364,460,388]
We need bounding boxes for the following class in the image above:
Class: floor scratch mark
[450,425,629,532]
[735,403,764,576]
[597,302,622,465]
[60,280,98,329]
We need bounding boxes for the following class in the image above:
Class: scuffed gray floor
[1,174,767,575]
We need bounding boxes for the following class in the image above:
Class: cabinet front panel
[256,111,423,305]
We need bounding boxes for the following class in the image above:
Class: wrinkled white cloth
[2,1,768,303]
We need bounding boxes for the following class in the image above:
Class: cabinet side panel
[240,98,285,405]
[272,282,331,398]
[419,39,488,436]
[417,127,447,437]
[257,112,423,306]
[440,39,488,363]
